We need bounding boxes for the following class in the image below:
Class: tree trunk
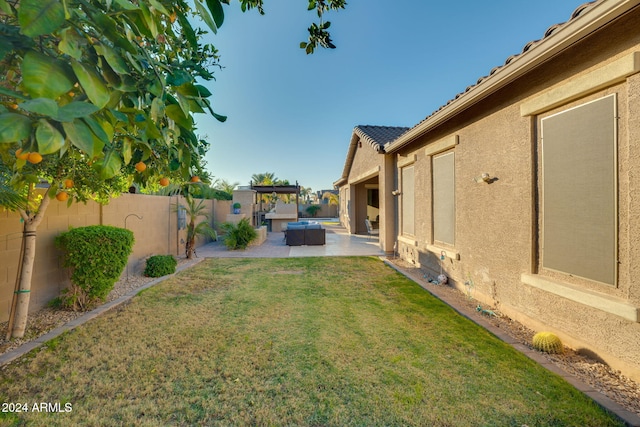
[11,195,50,338]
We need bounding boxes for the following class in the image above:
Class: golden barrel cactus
[532,332,564,354]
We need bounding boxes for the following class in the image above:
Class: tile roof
[333,125,411,187]
[385,0,605,151]
[354,125,411,153]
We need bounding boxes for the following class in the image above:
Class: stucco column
[380,153,396,253]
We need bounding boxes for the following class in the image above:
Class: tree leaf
[19,98,59,118]
[139,2,159,38]
[0,39,11,62]
[176,83,200,97]
[58,27,84,60]
[18,0,65,38]
[205,0,225,28]
[82,116,111,144]
[0,0,13,15]
[94,44,130,75]
[166,104,192,130]
[57,102,101,122]
[71,61,111,109]
[150,97,164,123]
[95,149,122,179]
[122,137,132,164]
[35,119,65,154]
[0,86,29,101]
[112,0,137,11]
[212,111,227,123]
[63,119,103,158]
[145,117,162,139]
[176,11,197,50]
[90,11,136,54]
[176,93,192,119]
[21,52,75,99]
[148,0,170,16]
[194,0,217,34]
[167,70,192,87]
[195,84,212,98]
[0,113,32,143]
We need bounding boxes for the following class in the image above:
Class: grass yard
[0,257,623,426]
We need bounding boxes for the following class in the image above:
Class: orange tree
[0,0,345,338]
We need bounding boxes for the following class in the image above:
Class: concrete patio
[197,220,386,258]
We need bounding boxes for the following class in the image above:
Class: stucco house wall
[341,0,640,380]
[387,2,640,381]
[335,126,409,252]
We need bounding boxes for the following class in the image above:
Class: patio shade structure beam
[251,182,301,224]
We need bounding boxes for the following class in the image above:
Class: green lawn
[0,257,623,426]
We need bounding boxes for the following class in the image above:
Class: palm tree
[215,179,239,199]
[0,183,26,211]
[179,197,218,259]
[252,172,278,204]
[322,192,339,206]
[299,186,312,203]
[251,172,277,186]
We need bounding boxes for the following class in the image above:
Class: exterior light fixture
[473,173,492,183]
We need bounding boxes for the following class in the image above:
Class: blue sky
[196,0,582,192]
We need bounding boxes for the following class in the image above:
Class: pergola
[250,182,300,226]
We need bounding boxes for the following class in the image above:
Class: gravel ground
[1,257,639,418]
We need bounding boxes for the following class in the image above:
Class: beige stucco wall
[298,203,337,218]
[337,138,396,252]
[0,194,224,322]
[393,8,640,380]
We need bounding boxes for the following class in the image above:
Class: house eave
[385,0,640,154]
[333,132,360,189]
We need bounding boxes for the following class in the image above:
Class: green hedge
[144,255,177,277]
[55,225,134,309]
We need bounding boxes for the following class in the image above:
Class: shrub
[55,225,134,310]
[144,255,177,277]
[305,205,321,217]
[221,218,257,250]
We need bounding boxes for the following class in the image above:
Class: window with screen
[433,151,455,245]
[401,166,415,236]
[541,94,617,285]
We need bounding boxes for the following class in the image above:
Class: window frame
[432,150,456,247]
[539,93,618,286]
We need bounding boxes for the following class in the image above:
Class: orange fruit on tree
[159,177,170,187]
[190,176,200,183]
[56,191,69,202]
[15,148,29,160]
[64,179,74,188]
[135,161,147,172]
[27,152,42,164]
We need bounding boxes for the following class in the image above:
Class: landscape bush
[221,218,257,250]
[305,205,321,217]
[55,225,134,310]
[144,255,177,277]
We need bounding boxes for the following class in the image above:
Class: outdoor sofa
[284,221,326,246]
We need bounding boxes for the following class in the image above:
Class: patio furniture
[365,219,379,240]
[285,222,326,246]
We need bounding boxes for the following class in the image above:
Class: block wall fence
[0,193,231,322]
